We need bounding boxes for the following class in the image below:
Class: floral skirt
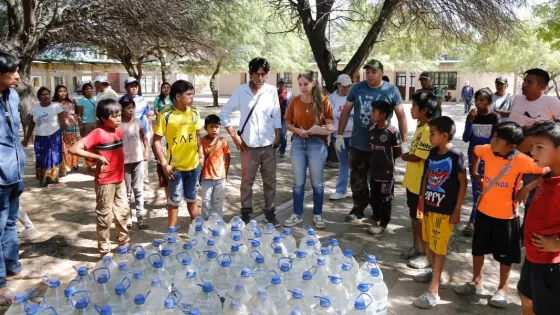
[82,123,97,168]
[62,130,80,170]
[34,129,63,186]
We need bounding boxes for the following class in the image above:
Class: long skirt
[82,123,97,168]
[35,129,64,187]
[62,130,80,170]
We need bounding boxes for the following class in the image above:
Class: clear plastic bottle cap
[201,282,213,293]
[190,309,201,315]
[256,255,264,264]
[320,248,329,255]
[274,247,283,254]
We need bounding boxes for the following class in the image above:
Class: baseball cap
[363,59,383,71]
[278,78,285,83]
[124,77,140,86]
[419,72,431,80]
[495,76,508,84]
[336,74,352,86]
[93,75,109,84]
[465,81,470,86]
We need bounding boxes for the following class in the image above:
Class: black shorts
[406,189,420,219]
[472,210,521,266]
[371,180,394,204]
[517,259,560,315]
[156,163,168,188]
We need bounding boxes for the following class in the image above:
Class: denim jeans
[168,166,202,206]
[201,179,226,220]
[0,181,23,288]
[335,137,351,194]
[279,118,288,155]
[464,99,473,113]
[290,136,327,216]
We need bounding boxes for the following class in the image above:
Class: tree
[268,0,524,90]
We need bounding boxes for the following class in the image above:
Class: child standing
[119,96,149,229]
[462,88,500,236]
[518,119,560,315]
[366,100,402,235]
[413,116,467,309]
[69,99,130,257]
[455,122,545,308]
[401,91,436,266]
[199,115,231,219]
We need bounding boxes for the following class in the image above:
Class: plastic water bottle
[94,256,118,276]
[213,254,235,297]
[199,250,219,283]
[313,296,336,315]
[114,246,134,267]
[43,276,65,311]
[129,270,150,300]
[339,261,358,295]
[358,253,383,282]
[208,229,228,253]
[261,223,278,247]
[248,289,277,315]
[90,268,112,305]
[236,268,258,296]
[285,289,311,314]
[189,226,206,255]
[188,217,207,238]
[145,278,170,313]
[291,251,310,278]
[299,268,320,305]
[147,253,172,290]
[174,252,196,281]
[229,216,245,232]
[69,290,96,315]
[93,304,113,315]
[327,239,344,270]
[242,221,260,245]
[34,306,58,315]
[108,277,131,313]
[57,279,82,314]
[202,238,223,255]
[342,250,359,276]
[280,228,296,253]
[316,246,332,268]
[277,257,295,290]
[266,236,288,258]
[21,294,45,315]
[358,267,384,286]
[314,257,333,289]
[223,282,252,315]
[267,245,288,271]
[144,240,163,256]
[159,296,183,315]
[110,262,130,289]
[207,213,221,229]
[73,266,94,290]
[346,293,376,315]
[181,241,201,265]
[166,225,182,244]
[266,275,289,312]
[250,251,271,290]
[299,226,320,251]
[356,281,388,314]
[229,244,247,276]
[299,238,319,257]
[324,275,349,314]
[193,282,223,314]
[243,240,262,266]
[130,247,149,273]
[176,269,199,299]
[161,248,178,278]
[163,236,181,256]
[128,291,152,315]
[4,289,34,315]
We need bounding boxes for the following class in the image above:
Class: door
[409,73,416,100]
[396,72,406,100]
[107,73,121,93]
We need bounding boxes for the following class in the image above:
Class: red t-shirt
[524,175,560,264]
[80,127,125,185]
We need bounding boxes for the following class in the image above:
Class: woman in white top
[22,87,66,187]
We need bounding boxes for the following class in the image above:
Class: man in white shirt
[94,75,119,105]
[491,76,513,122]
[220,58,281,226]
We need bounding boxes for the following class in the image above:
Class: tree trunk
[210,60,222,107]
[121,57,144,96]
[552,78,560,99]
[16,55,37,136]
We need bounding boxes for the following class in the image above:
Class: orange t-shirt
[284,96,333,142]
[475,144,543,219]
[200,136,230,180]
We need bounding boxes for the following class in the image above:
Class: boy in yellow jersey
[401,91,436,267]
[153,80,204,228]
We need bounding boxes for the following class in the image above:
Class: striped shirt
[81,126,124,184]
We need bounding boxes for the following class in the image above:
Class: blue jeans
[0,181,23,288]
[279,119,288,155]
[291,136,327,216]
[168,166,201,206]
[335,137,350,194]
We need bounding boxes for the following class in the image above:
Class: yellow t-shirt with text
[154,106,203,171]
[403,122,432,194]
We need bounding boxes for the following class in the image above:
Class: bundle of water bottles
[6,213,388,315]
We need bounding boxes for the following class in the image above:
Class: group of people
[0,49,559,314]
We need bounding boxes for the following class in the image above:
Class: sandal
[137,219,148,230]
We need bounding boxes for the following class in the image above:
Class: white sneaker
[329,192,348,200]
[313,215,326,229]
[284,214,303,227]
[367,226,386,235]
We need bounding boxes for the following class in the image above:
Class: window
[396,72,406,87]
[277,72,293,87]
[409,73,416,88]
[426,72,457,90]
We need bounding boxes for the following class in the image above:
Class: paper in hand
[306,125,336,135]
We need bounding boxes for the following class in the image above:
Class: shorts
[168,166,201,206]
[156,163,168,188]
[406,189,422,219]
[472,210,521,266]
[422,212,454,255]
[517,259,560,315]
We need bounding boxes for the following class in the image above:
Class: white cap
[124,77,140,86]
[93,75,109,84]
[465,81,470,86]
[336,74,352,87]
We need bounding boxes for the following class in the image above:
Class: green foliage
[535,1,560,50]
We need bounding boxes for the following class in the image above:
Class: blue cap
[317,257,326,265]
[190,309,201,315]
[206,251,217,259]
[118,246,129,254]
[64,286,76,297]
[251,240,260,247]
[282,228,291,235]
[367,255,377,263]
[151,278,161,286]
[187,270,197,278]
[254,230,262,238]
[195,225,203,232]
[232,234,241,241]
[307,229,315,235]
[97,274,108,284]
[234,282,244,292]
[77,266,88,276]
[135,251,145,260]
[221,259,231,267]
[118,262,128,271]
[134,294,146,305]
[161,249,172,257]
[182,257,192,266]
[358,283,371,293]
[231,225,240,232]
[212,230,220,237]
[167,236,176,243]
[280,263,290,272]
[256,255,264,264]
[320,247,330,255]
[296,251,307,258]
[274,246,283,254]
[75,298,89,309]
[183,242,193,250]
[201,282,213,293]
[290,289,303,299]
[102,256,113,264]
[14,292,28,304]
[151,239,162,247]
[271,275,281,285]
[241,268,251,277]
[329,239,339,246]
[329,275,342,284]
[317,296,332,307]
[25,303,40,314]
[342,262,352,271]
[273,236,283,243]
[302,271,312,280]
[343,249,354,257]
[231,244,240,252]
[114,283,127,295]
[370,268,380,277]
[354,297,366,310]
[207,239,216,246]
[133,271,142,280]
[306,239,315,246]
[168,226,177,233]
[152,260,163,268]
[47,277,61,288]
[164,297,175,309]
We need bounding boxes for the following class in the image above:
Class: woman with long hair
[53,84,80,171]
[76,82,97,171]
[22,87,66,186]
[153,82,172,116]
[283,70,334,229]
